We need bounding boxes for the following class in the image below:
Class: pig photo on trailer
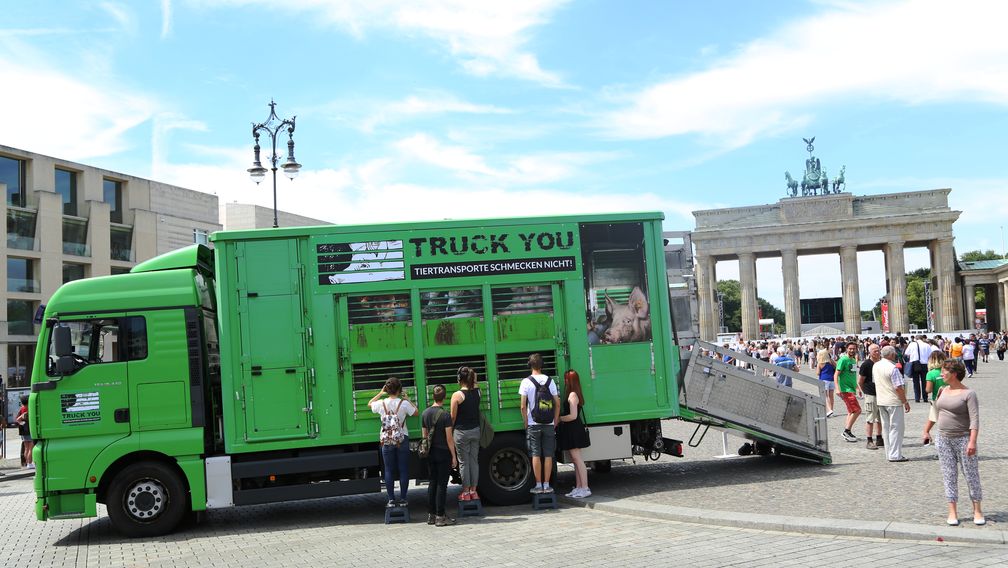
[588,286,652,344]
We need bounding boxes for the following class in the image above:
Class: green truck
[29,212,830,537]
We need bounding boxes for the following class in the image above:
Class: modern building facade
[222,202,329,231]
[1,145,221,389]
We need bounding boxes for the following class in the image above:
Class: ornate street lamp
[248,100,301,228]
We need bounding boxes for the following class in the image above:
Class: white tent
[803,324,846,337]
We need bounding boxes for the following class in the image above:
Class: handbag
[478,412,494,449]
[580,406,591,448]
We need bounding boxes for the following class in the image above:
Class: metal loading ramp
[679,340,831,464]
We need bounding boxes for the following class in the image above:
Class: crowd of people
[368,353,592,526]
[719,329,1000,526]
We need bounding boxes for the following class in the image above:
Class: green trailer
[29,211,828,537]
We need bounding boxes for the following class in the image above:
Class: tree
[960,249,1004,262]
[868,268,932,330]
[715,280,787,335]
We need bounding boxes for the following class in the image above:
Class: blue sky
[2,1,1006,311]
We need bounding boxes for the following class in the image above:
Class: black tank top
[455,388,480,430]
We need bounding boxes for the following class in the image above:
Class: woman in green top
[925,350,947,402]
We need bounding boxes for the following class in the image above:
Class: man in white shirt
[904,335,933,403]
[873,346,912,462]
[519,353,561,494]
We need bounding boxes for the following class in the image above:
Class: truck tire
[106,461,188,538]
[478,433,534,505]
[590,459,612,473]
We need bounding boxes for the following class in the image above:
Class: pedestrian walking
[834,342,861,442]
[816,348,837,418]
[921,359,984,526]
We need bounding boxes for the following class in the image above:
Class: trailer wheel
[478,433,534,505]
[591,460,612,473]
[106,461,187,538]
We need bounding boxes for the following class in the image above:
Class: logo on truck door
[60,391,101,424]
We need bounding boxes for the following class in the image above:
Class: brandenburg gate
[691,141,962,340]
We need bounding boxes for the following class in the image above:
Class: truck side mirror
[54,325,72,357]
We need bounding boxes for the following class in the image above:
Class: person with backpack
[450,366,482,502]
[422,385,457,526]
[997,333,1007,361]
[369,377,418,507]
[519,353,561,494]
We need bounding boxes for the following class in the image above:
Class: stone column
[964,284,976,331]
[781,247,801,337]
[839,245,861,334]
[738,252,759,340]
[695,254,715,341]
[885,241,909,333]
[931,238,959,332]
[1001,281,1008,331]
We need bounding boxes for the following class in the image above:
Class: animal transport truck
[29,212,830,536]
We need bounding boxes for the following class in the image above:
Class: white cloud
[0,44,156,159]
[99,2,135,32]
[601,0,1008,144]
[392,133,622,186]
[315,91,512,133]
[151,141,700,234]
[200,0,568,85]
[161,0,173,38]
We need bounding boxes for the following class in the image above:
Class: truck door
[35,317,132,485]
[235,239,314,442]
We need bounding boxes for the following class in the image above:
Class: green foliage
[960,249,1004,262]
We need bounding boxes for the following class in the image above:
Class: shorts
[819,380,835,391]
[862,395,880,423]
[839,391,861,414]
[526,424,556,458]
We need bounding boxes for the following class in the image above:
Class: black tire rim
[124,477,168,523]
[488,446,531,492]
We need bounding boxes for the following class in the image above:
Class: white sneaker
[579,488,591,498]
[825,410,834,418]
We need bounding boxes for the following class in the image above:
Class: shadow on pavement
[53,490,533,545]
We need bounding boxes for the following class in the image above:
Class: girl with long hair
[558,370,591,498]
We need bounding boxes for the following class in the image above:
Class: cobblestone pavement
[1,475,1006,567]
[572,355,1007,530]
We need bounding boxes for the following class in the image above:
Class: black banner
[410,256,577,280]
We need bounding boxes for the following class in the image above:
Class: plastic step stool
[458,498,483,517]
[532,492,558,510]
[384,504,410,524]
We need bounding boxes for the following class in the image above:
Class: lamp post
[247,100,301,228]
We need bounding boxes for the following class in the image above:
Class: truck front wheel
[106,461,188,538]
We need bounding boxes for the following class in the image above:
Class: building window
[0,154,26,207]
[110,225,132,261]
[7,343,35,388]
[111,266,131,275]
[7,208,37,250]
[62,217,89,256]
[7,257,38,293]
[55,167,78,216]
[63,263,86,284]
[193,228,209,246]
[7,299,37,335]
[103,178,123,223]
